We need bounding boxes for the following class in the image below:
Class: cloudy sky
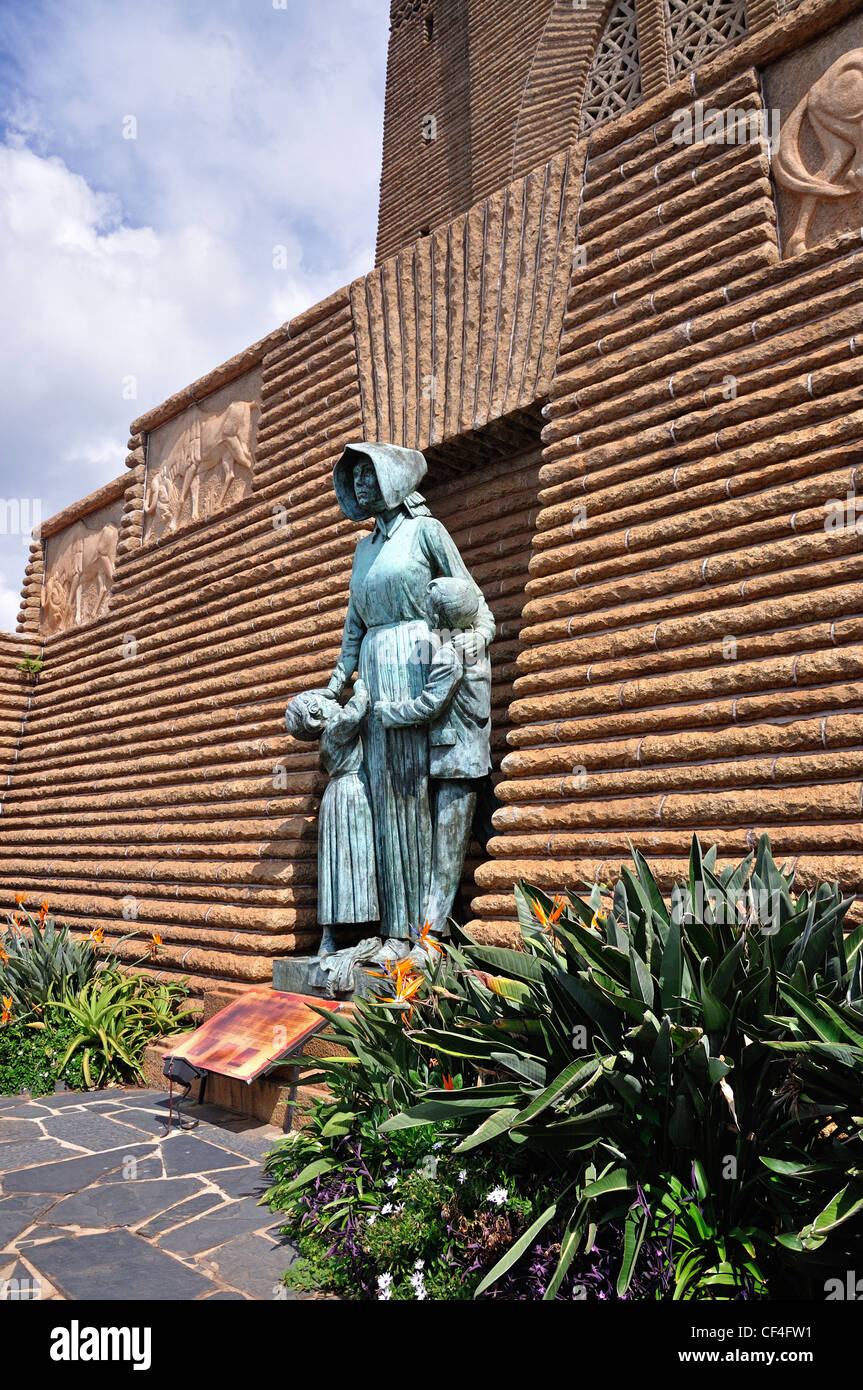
[0,0,388,630]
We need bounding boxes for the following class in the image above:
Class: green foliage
[0,1007,87,1096]
[15,654,44,679]
[264,1102,559,1301]
[0,912,100,1011]
[51,970,195,1088]
[380,834,863,1297]
[266,834,863,1300]
[0,906,193,1092]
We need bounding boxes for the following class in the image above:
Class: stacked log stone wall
[3,0,863,983]
[470,66,863,934]
[0,636,37,799]
[0,292,368,989]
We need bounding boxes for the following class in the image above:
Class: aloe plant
[52,970,194,1088]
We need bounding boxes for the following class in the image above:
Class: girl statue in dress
[285,681,378,954]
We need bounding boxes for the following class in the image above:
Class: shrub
[0,1007,87,1096]
[266,835,863,1300]
[264,1105,673,1300]
[51,970,195,1088]
[0,905,100,1010]
[0,898,193,1091]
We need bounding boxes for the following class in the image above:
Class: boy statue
[374,576,493,939]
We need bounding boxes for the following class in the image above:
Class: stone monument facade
[2,0,863,992]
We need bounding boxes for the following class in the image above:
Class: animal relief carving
[774,48,863,255]
[41,514,120,637]
[144,398,260,543]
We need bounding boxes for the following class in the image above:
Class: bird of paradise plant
[369,956,425,1021]
[0,902,176,1014]
[413,920,444,954]
[532,894,566,934]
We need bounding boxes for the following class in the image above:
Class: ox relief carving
[41,502,122,638]
[770,36,863,257]
[143,370,261,545]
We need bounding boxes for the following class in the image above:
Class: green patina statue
[282,441,494,993]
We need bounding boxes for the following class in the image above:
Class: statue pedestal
[272,937,408,1001]
[272,956,331,998]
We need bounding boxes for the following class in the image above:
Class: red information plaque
[166,986,342,1083]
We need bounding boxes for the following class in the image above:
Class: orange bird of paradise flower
[0,946,8,966]
[10,916,22,934]
[441,1074,455,1090]
[533,894,566,933]
[14,891,28,907]
[413,920,443,954]
[150,933,163,957]
[369,956,425,1020]
[38,899,49,924]
[1,996,13,1026]
[89,927,104,946]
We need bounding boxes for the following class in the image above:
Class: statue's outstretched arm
[378,648,461,727]
[328,588,365,696]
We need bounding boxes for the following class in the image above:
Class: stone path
[0,1087,298,1301]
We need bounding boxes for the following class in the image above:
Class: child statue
[373,576,493,939]
[285,681,379,955]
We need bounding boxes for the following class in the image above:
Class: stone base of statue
[273,936,413,1000]
[272,954,331,998]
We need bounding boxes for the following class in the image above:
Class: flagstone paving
[0,1088,298,1301]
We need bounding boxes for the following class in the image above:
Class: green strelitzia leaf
[454,1107,522,1153]
[617,1202,649,1296]
[473,1196,567,1298]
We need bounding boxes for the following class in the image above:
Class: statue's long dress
[317,697,378,925]
[333,509,495,939]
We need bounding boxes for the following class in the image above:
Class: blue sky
[0,0,389,629]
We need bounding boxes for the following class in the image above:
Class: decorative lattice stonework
[391,0,433,29]
[579,0,642,135]
[664,0,748,77]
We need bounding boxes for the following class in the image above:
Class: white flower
[487,1186,508,1206]
[381,1203,393,1215]
[410,1269,427,1301]
[432,1141,443,1150]
[377,1273,393,1300]
[367,1213,377,1226]
[386,1176,398,1189]
[457,1169,467,1183]
[414,1259,425,1270]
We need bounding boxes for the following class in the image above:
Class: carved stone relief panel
[41,499,123,638]
[765,14,863,258]
[143,367,262,546]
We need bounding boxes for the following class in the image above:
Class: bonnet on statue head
[333,441,428,521]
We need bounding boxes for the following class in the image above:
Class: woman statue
[324,442,495,945]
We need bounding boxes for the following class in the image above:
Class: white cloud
[0,572,22,635]
[0,0,388,631]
